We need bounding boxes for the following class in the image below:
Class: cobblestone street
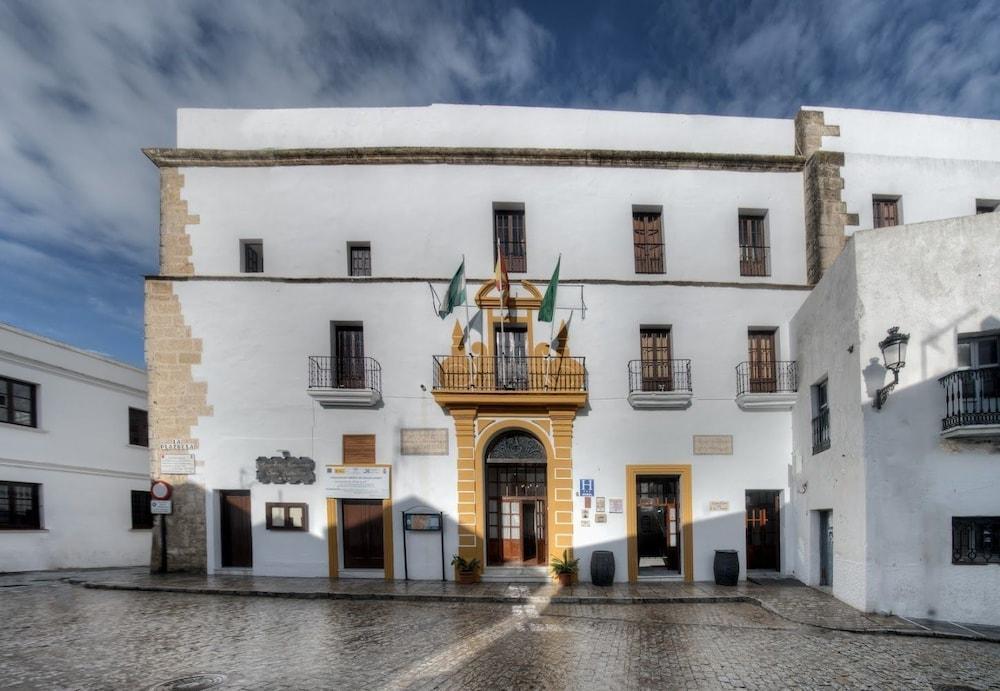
[1,577,999,690]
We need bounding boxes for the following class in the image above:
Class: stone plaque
[693,435,733,455]
[400,428,449,456]
[709,500,730,512]
[160,453,195,475]
[255,453,316,484]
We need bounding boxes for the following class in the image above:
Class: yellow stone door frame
[625,464,694,583]
[326,464,395,581]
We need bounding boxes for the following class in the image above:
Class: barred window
[633,210,664,274]
[131,490,152,529]
[0,481,41,530]
[811,379,830,454]
[128,407,148,447]
[493,206,526,273]
[240,239,264,273]
[953,517,1000,565]
[0,376,37,428]
[349,244,371,277]
[266,502,309,531]
[738,213,770,277]
[873,196,901,228]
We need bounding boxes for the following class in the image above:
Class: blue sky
[1,0,998,367]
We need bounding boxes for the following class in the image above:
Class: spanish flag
[494,241,510,302]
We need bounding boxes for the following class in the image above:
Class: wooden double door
[745,490,780,571]
[486,463,546,565]
[342,499,385,569]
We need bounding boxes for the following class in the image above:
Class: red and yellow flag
[494,242,510,301]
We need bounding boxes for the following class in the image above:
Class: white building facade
[0,324,152,572]
[143,105,999,622]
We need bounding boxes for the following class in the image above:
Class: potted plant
[450,554,481,584]
[550,549,579,586]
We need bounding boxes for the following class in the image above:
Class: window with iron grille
[738,213,769,277]
[266,502,309,531]
[0,376,37,428]
[128,407,148,447]
[131,490,152,529]
[633,210,664,274]
[872,196,901,228]
[811,379,830,454]
[0,481,41,530]
[493,207,527,273]
[952,516,1000,565]
[240,240,264,273]
[349,244,371,277]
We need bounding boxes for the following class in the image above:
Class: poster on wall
[595,496,606,512]
[595,513,607,524]
[608,498,624,514]
[324,465,390,499]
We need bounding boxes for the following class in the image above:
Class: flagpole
[497,238,506,387]
[462,255,474,388]
[547,253,561,357]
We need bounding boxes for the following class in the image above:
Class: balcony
[431,355,587,407]
[939,367,1000,439]
[735,361,797,410]
[307,356,382,407]
[626,359,693,409]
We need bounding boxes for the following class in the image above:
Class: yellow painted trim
[433,391,587,408]
[326,498,338,579]
[382,494,394,581]
[475,279,542,310]
[625,464,694,583]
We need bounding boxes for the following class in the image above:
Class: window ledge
[735,392,797,411]
[126,444,150,451]
[308,387,381,408]
[941,424,1000,441]
[0,421,47,434]
[627,390,693,409]
[130,528,153,532]
[0,528,48,533]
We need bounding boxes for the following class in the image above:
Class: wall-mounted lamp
[874,326,910,409]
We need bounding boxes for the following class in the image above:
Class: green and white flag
[438,259,466,319]
[538,256,560,323]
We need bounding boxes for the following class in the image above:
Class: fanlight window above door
[485,431,546,464]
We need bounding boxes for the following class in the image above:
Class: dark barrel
[590,550,615,586]
[714,549,739,586]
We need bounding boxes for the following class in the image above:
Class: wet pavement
[1,573,999,689]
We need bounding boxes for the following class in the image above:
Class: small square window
[266,502,309,531]
[952,516,1000,564]
[348,243,371,277]
[0,376,37,428]
[240,240,264,273]
[872,196,902,228]
[0,481,41,529]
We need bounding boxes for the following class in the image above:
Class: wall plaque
[693,435,733,455]
[160,454,195,475]
[325,465,390,499]
[343,434,376,465]
[256,453,316,484]
[400,428,449,456]
[709,500,730,512]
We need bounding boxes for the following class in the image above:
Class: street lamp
[874,326,910,409]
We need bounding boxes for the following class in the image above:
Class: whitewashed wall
[0,325,150,572]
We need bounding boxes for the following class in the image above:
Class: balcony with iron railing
[307,356,382,407]
[626,359,693,409]
[735,360,798,410]
[939,367,1000,439]
[431,354,587,407]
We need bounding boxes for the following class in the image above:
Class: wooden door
[220,490,253,568]
[748,330,777,393]
[738,215,768,276]
[640,328,673,391]
[745,490,780,571]
[632,212,664,273]
[342,499,384,569]
[495,325,528,390]
[334,325,365,389]
[500,499,523,562]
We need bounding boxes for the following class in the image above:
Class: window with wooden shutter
[639,327,673,391]
[747,330,777,393]
[343,434,376,464]
[633,211,664,273]
[738,213,769,277]
[493,207,527,273]
[872,197,901,228]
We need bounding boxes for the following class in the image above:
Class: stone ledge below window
[941,424,1000,441]
[308,388,381,408]
[735,392,797,411]
[627,390,693,410]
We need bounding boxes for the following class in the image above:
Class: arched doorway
[484,430,547,566]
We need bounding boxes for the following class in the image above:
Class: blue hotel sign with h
[579,479,595,497]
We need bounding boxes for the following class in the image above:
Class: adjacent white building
[0,323,151,572]
[142,104,999,623]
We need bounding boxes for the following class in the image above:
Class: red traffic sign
[151,480,173,501]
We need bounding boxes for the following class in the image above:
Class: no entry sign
[151,480,173,501]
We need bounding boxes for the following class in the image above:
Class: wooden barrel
[590,550,615,586]
[713,550,739,586]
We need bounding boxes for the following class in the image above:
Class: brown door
[334,325,365,389]
[640,327,673,391]
[220,490,253,568]
[748,330,777,393]
[632,211,664,273]
[746,490,780,571]
[342,499,384,569]
[500,498,523,563]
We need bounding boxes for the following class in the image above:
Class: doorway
[636,475,681,577]
[341,499,385,570]
[219,490,252,568]
[745,490,781,571]
[494,324,528,390]
[484,430,547,567]
[818,510,833,587]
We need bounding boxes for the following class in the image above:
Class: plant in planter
[549,549,580,586]
[450,554,482,584]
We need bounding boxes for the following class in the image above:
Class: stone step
[480,566,550,582]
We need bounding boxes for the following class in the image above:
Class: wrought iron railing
[308,356,381,392]
[952,516,1000,565]
[939,367,1000,431]
[811,409,830,454]
[432,355,586,392]
[627,359,691,393]
[736,361,797,396]
[633,242,664,274]
[739,244,770,277]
